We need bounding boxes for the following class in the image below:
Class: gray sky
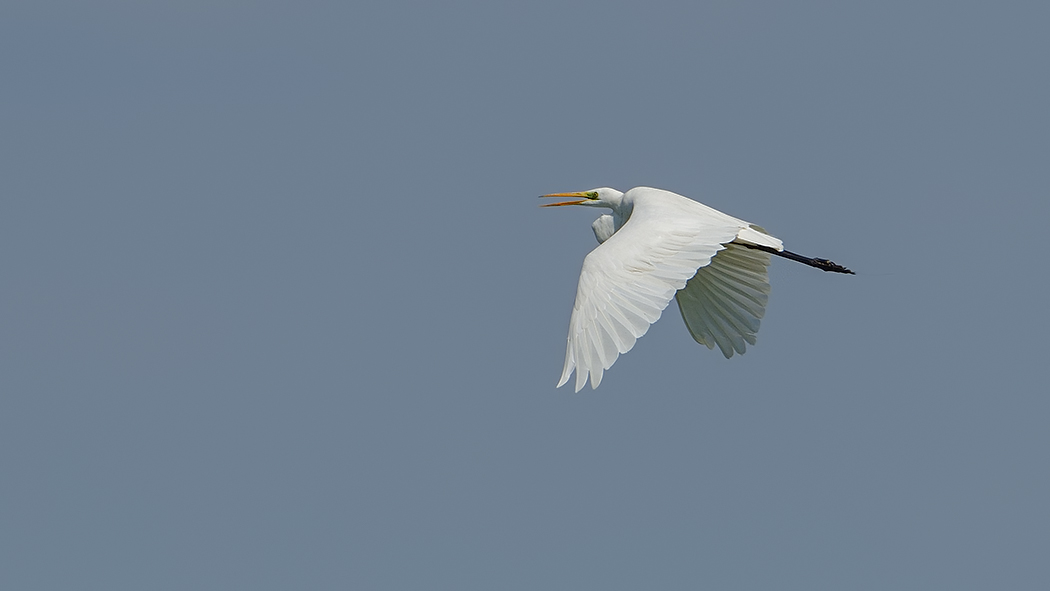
[3,1,1048,589]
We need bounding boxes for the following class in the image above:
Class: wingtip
[589,368,604,390]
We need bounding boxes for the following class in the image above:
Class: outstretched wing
[558,191,779,391]
[675,242,772,358]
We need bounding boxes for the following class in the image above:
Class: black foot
[810,258,854,274]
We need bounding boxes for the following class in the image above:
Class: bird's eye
[586,191,599,199]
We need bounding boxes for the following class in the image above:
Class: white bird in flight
[542,187,853,392]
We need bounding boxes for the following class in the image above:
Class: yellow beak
[540,192,589,207]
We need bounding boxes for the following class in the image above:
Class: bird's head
[540,187,624,210]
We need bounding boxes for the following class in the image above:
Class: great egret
[542,187,853,392]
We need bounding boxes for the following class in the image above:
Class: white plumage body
[548,187,784,392]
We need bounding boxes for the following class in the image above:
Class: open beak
[540,192,589,207]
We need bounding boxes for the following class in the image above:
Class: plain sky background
[2,1,1048,589]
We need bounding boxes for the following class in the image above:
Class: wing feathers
[675,243,772,359]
